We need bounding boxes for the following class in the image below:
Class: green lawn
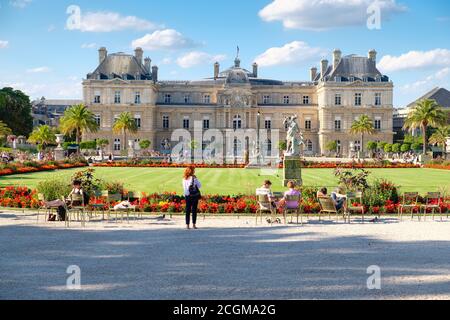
[1,167,449,195]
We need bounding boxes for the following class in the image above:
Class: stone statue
[283,115,304,157]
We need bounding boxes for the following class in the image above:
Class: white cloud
[254,41,325,67]
[81,43,97,49]
[259,0,406,31]
[0,40,9,49]
[0,80,82,99]
[71,11,161,32]
[9,0,32,8]
[132,29,198,51]
[379,49,450,72]
[401,67,450,92]
[26,67,51,73]
[176,51,226,69]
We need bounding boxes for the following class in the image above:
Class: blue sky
[0,0,449,107]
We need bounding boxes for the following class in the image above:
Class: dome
[225,68,250,84]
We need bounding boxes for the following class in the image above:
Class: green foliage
[113,112,138,151]
[411,143,423,152]
[71,168,103,197]
[334,168,370,192]
[37,178,72,201]
[377,141,387,151]
[363,179,399,207]
[59,104,99,144]
[400,144,411,153]
[325,140,338,152]
[429,126,450,147]
[96,139,109,148]
[139,139,151,150]
[278,141,287,151]
[102,181,125,195]
[404,134,422,145]
[62,141,77,150]
[0,87,33,136]
[384,144,392,153]
[392,143,401,153]
[79,140,97,150]
[366,141,378,151]
[28,125,56,150]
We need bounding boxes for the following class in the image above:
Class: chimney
[135,47,143,65]
[214,62,220,79]
[99,47,107,64]
[151,65,158,83]
[252,62,258,78]
[144,57,151,73]
[333,49,342,70]
[310,67,317,81]
[368,49,377,63]
[320,59,328,80]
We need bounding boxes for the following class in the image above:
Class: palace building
[82,47,394,159]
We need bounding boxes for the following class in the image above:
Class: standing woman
[183,166,202,230]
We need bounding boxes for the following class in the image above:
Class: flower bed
[0,161,87,177]
[93,162,246,169]
[0,186,40,209]
[424,164,450,170]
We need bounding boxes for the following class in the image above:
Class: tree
[79,140,97,150]
[0,87,33,137]
[28,125,56,151]
[384,144,392,154]
[96,139,109,160]
[377,141,387,152]
[366,141,378,157]
[0,120,12,145]
[112,112,138,153]
[278,141,287,152]
[139,139,151,151]
[350,115,376,157]
[59,104,99,145]
[429,126,450,149]
[411,142,422,152]
[403,99,447,154]
[325,140,338,154]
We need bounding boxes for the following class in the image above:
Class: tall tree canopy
[0,87,33,136]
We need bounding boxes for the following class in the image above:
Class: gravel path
[1,211,450,300]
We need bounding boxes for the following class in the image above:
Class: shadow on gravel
[0,222,449,300]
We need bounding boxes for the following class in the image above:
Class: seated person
[317,187,328,198]
[44,180,86,221]
[331,187,347,211]
[278,181,301,210]
[256,180,276,207]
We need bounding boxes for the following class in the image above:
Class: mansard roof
[407,87,450,109]
[87,53,151,81]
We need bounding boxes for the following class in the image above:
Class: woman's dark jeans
[185,196,199,225]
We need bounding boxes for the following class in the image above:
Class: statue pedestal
[283,156,302,187]
[54,148,65,161]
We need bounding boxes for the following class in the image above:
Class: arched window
[233,138,242,157]
[306,140,313,152]
[233,115,242,130]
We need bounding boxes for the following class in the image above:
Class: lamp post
[256,111,261,166]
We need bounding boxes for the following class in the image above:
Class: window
[203,95,211,104]
[263,95,270,104]
[134,115,141,129]
[334,117,341,131]
[184,95,191,104]
[233,138,242,157]
[375,118,382,131]
[355,93,362,106]
[203,118,210,130]
[135,92,141,104]
[363,76,368,82]
[265,139,272,156]
[305,120,312,131]
[114,139,121,151]
[94,114,101,127]
[335,93,342,106]
[94,91,101,104]
[114,91,121,104]
[162,116,169,129]
[265,119,272,130]
[354,140,362,152]
[183,117,190,129]
[335,76,341,82]
[349,77,355,82]
[164,94,171,104]
[303,95,310,105]
[306,140,313,152]
[375,93,382,106]
[283,96,290,104]
[233,115,242,130]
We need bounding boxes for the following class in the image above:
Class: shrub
[334,168,370,191]
[102,181,124,195]
[37,178,71,201]
[400,144,411,152]
[71,168,103,197]
[392,143,401,153]
[377,141,387,151]
[384,144,392,153]
[79,140,97,150]
[366,141,378,152]
[411,143,422,152]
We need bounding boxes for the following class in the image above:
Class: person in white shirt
[182,166,202,230]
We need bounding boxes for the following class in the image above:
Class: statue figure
[283,115,304,157]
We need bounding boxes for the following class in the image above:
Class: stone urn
[55,134,65,149]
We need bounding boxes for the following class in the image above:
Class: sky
[0,0,449,108]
